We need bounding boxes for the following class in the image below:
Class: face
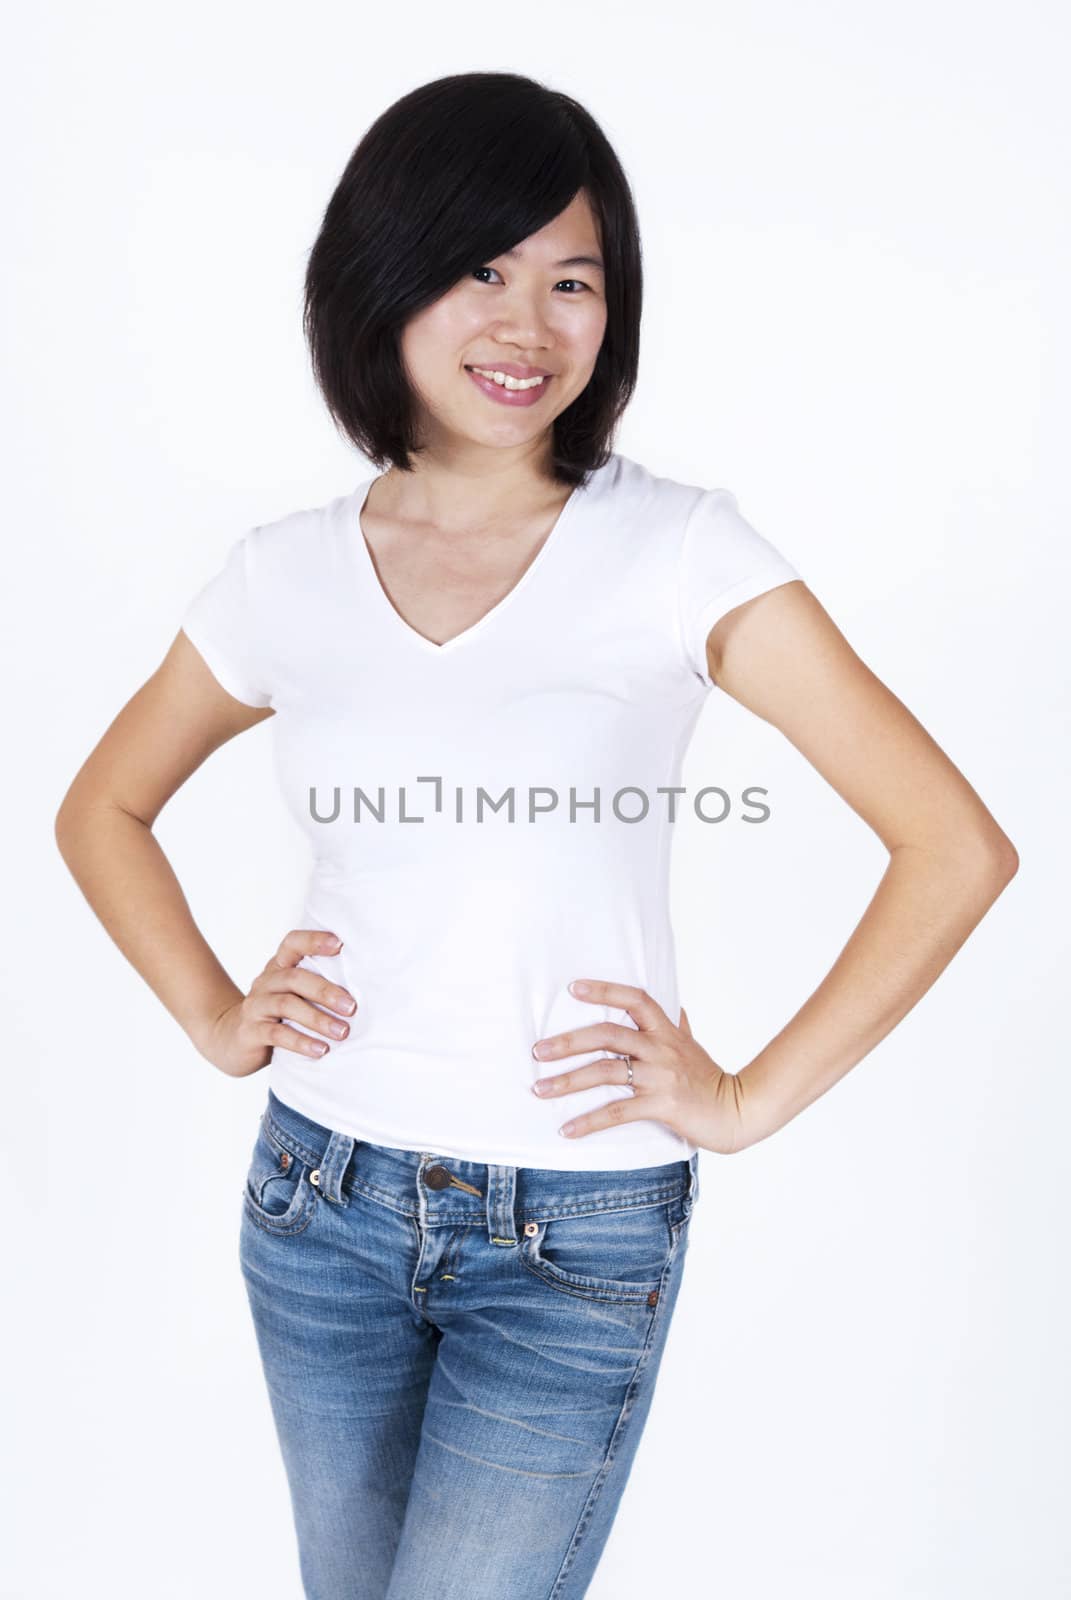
[398,189,608,461]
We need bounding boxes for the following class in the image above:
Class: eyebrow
[500,246,605,273]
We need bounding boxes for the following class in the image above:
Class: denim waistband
[260,1087,700,1244]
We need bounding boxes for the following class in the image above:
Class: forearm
[55,799,245,1057]
[736,837,1018,1145]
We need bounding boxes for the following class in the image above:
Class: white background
[5,1,1067,1595]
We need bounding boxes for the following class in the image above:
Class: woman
[54,71,1018,1600]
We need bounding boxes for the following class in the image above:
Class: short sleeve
[677,489,803,688]
[179,532,272,708]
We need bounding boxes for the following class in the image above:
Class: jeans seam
[545,1231,683,1597]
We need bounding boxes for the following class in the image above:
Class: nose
[490,288,556,351]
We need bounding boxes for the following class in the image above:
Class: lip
[464,366,553,408]
[465,361,553,379]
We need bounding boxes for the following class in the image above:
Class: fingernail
[559,1122,575,1136]
[570,981,590,996]
[532,1081,547,1095]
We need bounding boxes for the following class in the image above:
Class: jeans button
[424,1164,452,1190]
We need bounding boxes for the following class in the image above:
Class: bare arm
[525,578,1019,1151]
[54,631,355,1071]
[54,631,277,1055]
[709,580,1019,1143]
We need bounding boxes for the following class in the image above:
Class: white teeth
[469,366,548,391]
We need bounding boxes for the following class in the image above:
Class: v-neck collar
[351,464,596,656]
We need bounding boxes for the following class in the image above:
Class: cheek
[429,286,483,333]
[409,302,486,379]
[403,297,456,351]
[451,300,493,342]
[584,304,609,356]
[555,303,607,367]
[399,337,459,407]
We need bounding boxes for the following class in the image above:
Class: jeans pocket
[242,1116,318,1237]
[519,1196,681,1305]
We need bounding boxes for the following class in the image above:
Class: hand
[202,929,357,1079]
[531,979,756,1155]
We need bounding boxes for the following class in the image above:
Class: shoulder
[244,484,357,566]
[236,483,366,609]
[593,451,705,530]
[601,456,804,686]
[595,454,755,569]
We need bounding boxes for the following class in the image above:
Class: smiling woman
[301,71,633,487]
[55,64,1017,1600]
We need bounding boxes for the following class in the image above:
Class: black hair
[302,72,643,488]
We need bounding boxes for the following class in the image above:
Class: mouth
[463,366,554,408]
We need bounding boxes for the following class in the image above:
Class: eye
[470,267,591,293]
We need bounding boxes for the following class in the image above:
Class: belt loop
[312,1128,357,1205]
[485,1164,518,1246]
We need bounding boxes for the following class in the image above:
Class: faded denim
[240,1086,700,1599]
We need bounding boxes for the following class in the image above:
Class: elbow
[967,827,1020,895]
[979,819,1019,883]
[994,836,1020,883]
[54,798,79,864]
[54,784,94,862]
[55,789,145,863]
[894,825,1020,890]
[992,838,1018,876]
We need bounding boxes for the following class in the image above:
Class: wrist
[186,981,244,1060]
[734,1061,787,1150]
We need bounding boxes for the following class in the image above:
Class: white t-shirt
[180,452,803,1169]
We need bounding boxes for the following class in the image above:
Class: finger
[558,1091,669,1141]
[252,990,352,1044]
[532,1020,651,1064]
[272,929,344,968]
[263,1020,333,1060]
[567,979,669,1034]
[532,1055,644,1099]
[260,965,356,1020]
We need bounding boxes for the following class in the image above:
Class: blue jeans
[240,1087,701,1599]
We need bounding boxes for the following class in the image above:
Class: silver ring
[625,1058,634,1089]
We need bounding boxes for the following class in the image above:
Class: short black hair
[302,72,643,488]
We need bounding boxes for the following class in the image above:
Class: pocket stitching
[518,1198,680,1305]
[243,1125,318,1236]
[242,1177,317,1236]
